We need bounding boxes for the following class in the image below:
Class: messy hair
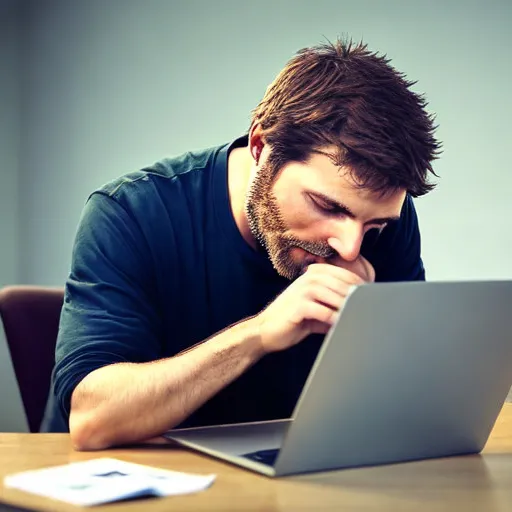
[250,38,441,197]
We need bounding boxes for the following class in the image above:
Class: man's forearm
[69,317,264,450]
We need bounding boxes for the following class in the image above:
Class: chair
[0,286,64,432]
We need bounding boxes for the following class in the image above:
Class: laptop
[164,280,512,477]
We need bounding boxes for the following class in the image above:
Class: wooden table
[1,404,512,511]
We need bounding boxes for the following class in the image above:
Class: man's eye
[319,203,338,213]
[310,196,339,214]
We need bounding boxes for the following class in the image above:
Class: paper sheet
[4,458,216,506]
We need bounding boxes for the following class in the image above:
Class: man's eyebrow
[310,192,401,225]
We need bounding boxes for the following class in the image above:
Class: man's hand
[255,256,375,354]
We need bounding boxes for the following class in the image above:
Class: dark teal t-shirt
[42,135,425,432]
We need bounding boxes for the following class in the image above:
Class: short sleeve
[52,192,163,420]
[365,194,426,282]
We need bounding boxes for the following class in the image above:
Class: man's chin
[274,257,311,281]
[266,242,312,281]
[269,252,302,281]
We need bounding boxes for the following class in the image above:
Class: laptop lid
[273,280,512,475]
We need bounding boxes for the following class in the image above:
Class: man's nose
[329,222,364,263]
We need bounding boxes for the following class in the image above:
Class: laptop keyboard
[241,448,280,466]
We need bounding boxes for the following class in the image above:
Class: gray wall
[0,0,28,432]
[17,0,512,285]
[0,0,20,288]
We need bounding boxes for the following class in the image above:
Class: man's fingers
[305,262,365,285]
[307,284,344,311]
[303,302,339,326]
[306,275,358,302]
[303,319,333,335]
[363,257,376,282]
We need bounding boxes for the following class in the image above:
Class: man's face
[245,149,406,280]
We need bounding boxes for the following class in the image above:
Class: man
[42,39,441,450]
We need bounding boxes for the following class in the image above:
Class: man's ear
[248,122,265,165]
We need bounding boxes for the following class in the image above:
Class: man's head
[244,38,441,280]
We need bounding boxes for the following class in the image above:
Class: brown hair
[250,38,441,197]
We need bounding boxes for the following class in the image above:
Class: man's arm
[70,261,366,450]
[70,317,264,450]
[60,191,269,450]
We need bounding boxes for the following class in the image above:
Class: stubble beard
[244,161,335,281]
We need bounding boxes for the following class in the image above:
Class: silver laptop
[164,281,512,477]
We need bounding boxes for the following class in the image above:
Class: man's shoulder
[92,141,224,205]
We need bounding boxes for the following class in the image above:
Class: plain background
[1,0,511,429]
